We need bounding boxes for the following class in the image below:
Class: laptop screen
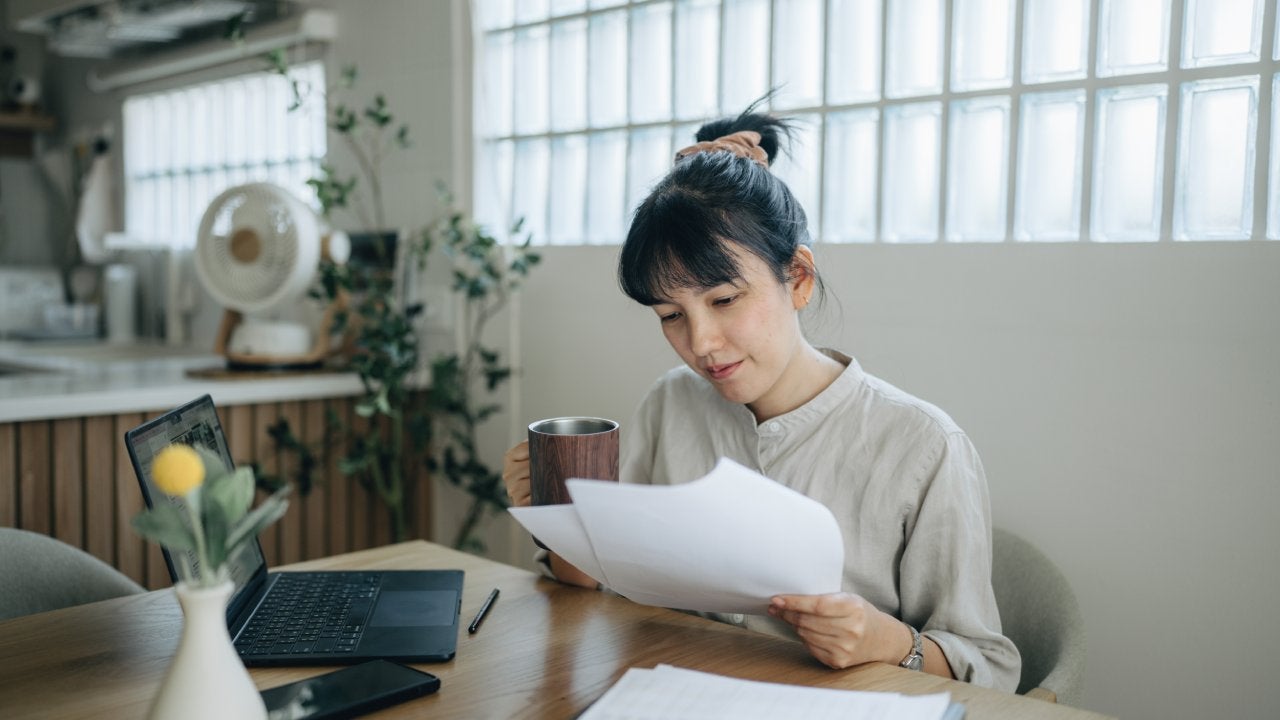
[126,394,267,596]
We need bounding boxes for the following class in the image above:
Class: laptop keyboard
[235,573,381,657]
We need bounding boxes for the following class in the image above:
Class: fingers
[502,441,532,507]
[507,484,531,507]
[769,606,847,639]
[770,593,858,618]
[768,593,871,669]
[505,440,529,462]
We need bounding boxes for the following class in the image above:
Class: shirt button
[766,421,781,433]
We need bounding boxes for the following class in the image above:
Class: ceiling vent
[10,0,294,59]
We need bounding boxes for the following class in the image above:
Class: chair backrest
[990,526,1086,706]
[0,527,146,621]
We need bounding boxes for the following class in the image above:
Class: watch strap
[899,623,924,671]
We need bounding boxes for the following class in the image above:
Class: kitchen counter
[0,340,364,423]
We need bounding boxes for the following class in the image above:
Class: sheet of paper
[507,457,844,614]
[579,664,954,720]
[508,504,608,584]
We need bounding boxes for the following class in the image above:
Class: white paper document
[508,457,844,614]
[579,664,955,720]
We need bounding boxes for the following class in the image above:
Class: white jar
[104,263,138,344]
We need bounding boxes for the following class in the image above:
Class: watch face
[903,654,924,671]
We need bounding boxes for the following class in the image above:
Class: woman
[503,108,1021,691]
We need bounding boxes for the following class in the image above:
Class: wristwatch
[899,623,924,671]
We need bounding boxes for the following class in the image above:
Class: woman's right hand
[502,440,532,507]
[503,439,598,589]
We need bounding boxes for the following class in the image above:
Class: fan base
[213,303,347,374]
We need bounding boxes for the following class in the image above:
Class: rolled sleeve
[900,432,1021,691]
[532,548,557,580]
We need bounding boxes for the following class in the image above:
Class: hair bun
[674,130,769,167]
[693,101,793,165]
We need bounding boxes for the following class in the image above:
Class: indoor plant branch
[263,56,538,552]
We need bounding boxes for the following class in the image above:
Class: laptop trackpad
[369,590,457,627]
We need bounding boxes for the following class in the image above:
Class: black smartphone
[261,659,440,720]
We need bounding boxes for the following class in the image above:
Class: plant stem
[388,409,406,541]
[452,495,487,550]
[345,128,382,230]
[369,130,386,231]
[184,496,211,587]
[461,289,506,380]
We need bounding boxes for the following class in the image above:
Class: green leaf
[192,446,230,479]
[484,368,511,391]
[251,462,287,493]
[364,95,392,126]
[226,486,292,553]
[286,79,305,112]
[131,503,198,552]
[333,104,358,133]
[202,498,230,569]
[265,49,289,74]
[204,466,256,523]
[222,11,247,42]
[339,455,369,475]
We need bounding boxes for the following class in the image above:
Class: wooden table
[0,541,1113,719]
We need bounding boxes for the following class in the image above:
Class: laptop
[125,394,463,666]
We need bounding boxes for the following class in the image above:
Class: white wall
[507,242,1280,720]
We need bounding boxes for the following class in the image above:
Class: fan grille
[195,183,320,313]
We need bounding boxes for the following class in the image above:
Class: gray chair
[990,526,1086,706]
[0,527,145,621]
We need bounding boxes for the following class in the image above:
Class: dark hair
[617,103,820,307]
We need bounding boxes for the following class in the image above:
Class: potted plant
[264,54,539,551]
[132,444,290,720]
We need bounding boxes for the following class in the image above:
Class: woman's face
[650,245,814,420]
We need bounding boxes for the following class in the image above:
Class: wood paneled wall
[0,397,432,590]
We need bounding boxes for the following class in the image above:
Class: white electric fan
[194,182,350,370]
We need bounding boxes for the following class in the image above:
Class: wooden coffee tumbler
[528,417,619,505]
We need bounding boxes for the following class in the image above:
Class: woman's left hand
[767,592,906,670]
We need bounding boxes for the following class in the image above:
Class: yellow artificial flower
[152,444,206,497]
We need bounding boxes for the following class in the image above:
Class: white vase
[148,580,267,720]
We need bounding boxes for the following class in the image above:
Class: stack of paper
[580,665,957,720]
[508,457,844,614]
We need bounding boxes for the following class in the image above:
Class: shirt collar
[746,349,865,434]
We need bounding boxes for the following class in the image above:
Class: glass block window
[1016,90,1086,241]
[948,96,1011,241]
[1093,85,1168,241]
[474,1,1280,244]
[1174,76,1259,240]
[122,62,327,249]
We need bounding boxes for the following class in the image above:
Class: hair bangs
[619,192,746,305]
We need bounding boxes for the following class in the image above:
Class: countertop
[0,340,364,423]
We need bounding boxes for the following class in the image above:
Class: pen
[468,587,500,634]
